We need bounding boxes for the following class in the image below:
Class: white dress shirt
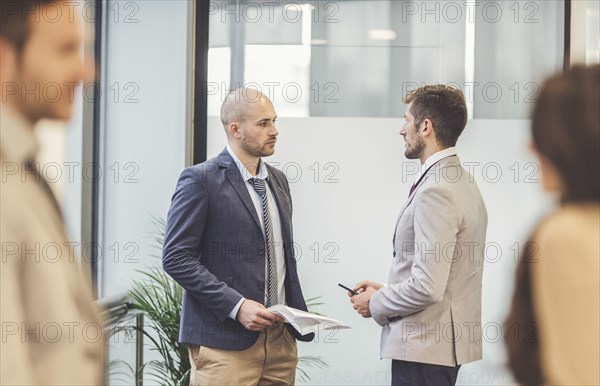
[226,146,287,320]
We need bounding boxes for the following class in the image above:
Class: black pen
[339,283,359,296]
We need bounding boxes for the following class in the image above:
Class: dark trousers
[392,360,461,386]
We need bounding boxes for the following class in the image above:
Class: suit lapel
[218,149,263,232]
[392,156,460,245]
[225,171,263,231]
[395,181,422,224]
[392,175,429,246]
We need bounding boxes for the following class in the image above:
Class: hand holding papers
[267,305,351,336]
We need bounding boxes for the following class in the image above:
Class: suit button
[258,282,265,291]
[393,252,396,257]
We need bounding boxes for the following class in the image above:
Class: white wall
[208,116,555,385]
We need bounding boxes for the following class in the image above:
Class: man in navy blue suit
[163,88,313,385]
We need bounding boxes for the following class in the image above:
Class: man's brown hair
[404,85,468,148]
[0,0,58,52]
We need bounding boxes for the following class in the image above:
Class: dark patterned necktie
[409,166,433,197]
[409,182,418,197]
[248,178,278,307]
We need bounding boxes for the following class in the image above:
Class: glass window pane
[473,0,564,119]
[209,0,563,119]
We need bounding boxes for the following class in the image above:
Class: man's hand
[350,287,377,318]
[236,300,283,331]
[354,280,384,293]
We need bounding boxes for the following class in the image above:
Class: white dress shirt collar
[226,145,269,181]
[415,146,457,182]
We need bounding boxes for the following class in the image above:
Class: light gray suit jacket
[370,155,488,367]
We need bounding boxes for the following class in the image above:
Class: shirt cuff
[228,297,246,320]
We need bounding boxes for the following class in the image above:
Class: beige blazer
[370,155,488,366]
[0,107,104,385]
[531,204,600,386]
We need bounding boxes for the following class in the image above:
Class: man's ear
[229,122,241,139]
[421,119,434,137]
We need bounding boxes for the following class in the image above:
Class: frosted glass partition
[98,1,190,384]
[207,116,554,385]
[473,0,563,118]
[99,0,188,300]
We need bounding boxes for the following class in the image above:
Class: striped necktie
[248,178,278,307]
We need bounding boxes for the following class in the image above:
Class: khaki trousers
[188,322,298,385]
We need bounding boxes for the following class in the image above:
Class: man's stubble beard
[240,134,274,158]
[404,135,425,160]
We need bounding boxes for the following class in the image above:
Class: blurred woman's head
[531,64,600,202]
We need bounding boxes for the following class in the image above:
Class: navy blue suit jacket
[163,148,314,349]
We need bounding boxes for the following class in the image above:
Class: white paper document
[267,305,351,336]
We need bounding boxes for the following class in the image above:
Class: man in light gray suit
[350,85,488,386]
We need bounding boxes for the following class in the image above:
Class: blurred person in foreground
[1,1,103,384]
[504,64,600,386]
